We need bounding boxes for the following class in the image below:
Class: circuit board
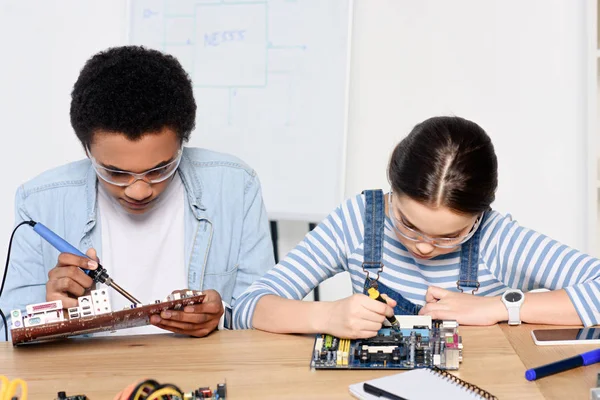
[11,293,205,346]
[310,316,462,370]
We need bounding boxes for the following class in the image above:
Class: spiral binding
[428,367,498,400]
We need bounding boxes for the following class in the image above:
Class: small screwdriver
[28,221,140,304]
[367,287,401,331]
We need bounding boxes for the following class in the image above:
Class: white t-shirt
[95,175,186,335]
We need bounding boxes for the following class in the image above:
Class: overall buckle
[456,280,480,295]
[362,262,384,282]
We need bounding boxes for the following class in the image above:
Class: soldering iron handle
[32,222,91,275]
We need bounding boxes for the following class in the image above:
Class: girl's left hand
[418,286,507,326]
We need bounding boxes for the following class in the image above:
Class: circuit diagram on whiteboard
[131,0,309,127]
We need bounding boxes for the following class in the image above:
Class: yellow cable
[145,387,181,400]
[5,378,27,400]
[132,382,158,400]
[0,375,9,400]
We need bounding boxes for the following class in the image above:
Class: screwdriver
[367,287,401,331]
[28,221,140,304]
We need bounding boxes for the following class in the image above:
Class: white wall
[346,0,588,251]
[0,0,127,280]
[297,0,590,302]
[0,1,591,303]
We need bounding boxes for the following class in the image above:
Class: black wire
[146,383,184,400]
[128,379,160,400]
[151,383,183,394]
[0,308,6,342]
[0,220,36,342]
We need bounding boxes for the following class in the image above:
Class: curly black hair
[70,46,196,148]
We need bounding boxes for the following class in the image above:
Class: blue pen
[525,348,600,381]
[29,221,140,304]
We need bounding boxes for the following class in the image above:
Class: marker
[367,287,400,331]
[363,383,408,400]
[525,348,600,381]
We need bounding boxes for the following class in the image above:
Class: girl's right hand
[322,293,396,339]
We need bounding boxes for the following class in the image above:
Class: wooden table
[501,324,599,400]
[1,325,543,399]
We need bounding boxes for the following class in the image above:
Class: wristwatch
[501,289,524,325]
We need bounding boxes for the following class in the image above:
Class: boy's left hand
[418,286,507,326]
[150,289,224,337]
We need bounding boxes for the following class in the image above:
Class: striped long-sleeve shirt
[234,194,600,328]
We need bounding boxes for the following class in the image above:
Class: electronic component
[24,312,45,327]
[15,300,66,328]
[77,296,94,317]
[183,382,227,399]
[113,378,227,400]
[216,383,226,399]
[10,310,23,329]
[91,289,112,315]
[26,299,63,316]
[11,294,205,346]
[68,307,80,319]
[169,293,182,301]
[311,316,462,370]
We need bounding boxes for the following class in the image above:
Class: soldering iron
[367,287,401,331]
[27,221,140,304]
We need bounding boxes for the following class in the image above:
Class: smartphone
[531,327,600,345]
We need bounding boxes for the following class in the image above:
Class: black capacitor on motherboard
[216,383,227,398]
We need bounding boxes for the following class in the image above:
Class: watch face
[505,292,522,302]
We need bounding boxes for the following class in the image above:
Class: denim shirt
[0,147,275,339]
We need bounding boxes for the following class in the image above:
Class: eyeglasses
[387,191,482,249]
[88,148,183,187]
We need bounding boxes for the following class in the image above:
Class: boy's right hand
[46,248,99,309]
[323,293,396,339]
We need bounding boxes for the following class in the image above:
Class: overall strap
[457,212,488,294]
[362,190,385,281]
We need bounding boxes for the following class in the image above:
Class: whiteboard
[129,0,352,221]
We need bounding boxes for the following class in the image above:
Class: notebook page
[349,368,486,400]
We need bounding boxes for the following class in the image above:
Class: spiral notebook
[349,368,497,400]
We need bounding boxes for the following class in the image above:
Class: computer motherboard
[10,291,205,345]
[310,316,462,370]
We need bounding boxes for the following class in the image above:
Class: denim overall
[362,190,486,315]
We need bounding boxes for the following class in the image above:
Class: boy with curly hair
[0,46,274,339]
